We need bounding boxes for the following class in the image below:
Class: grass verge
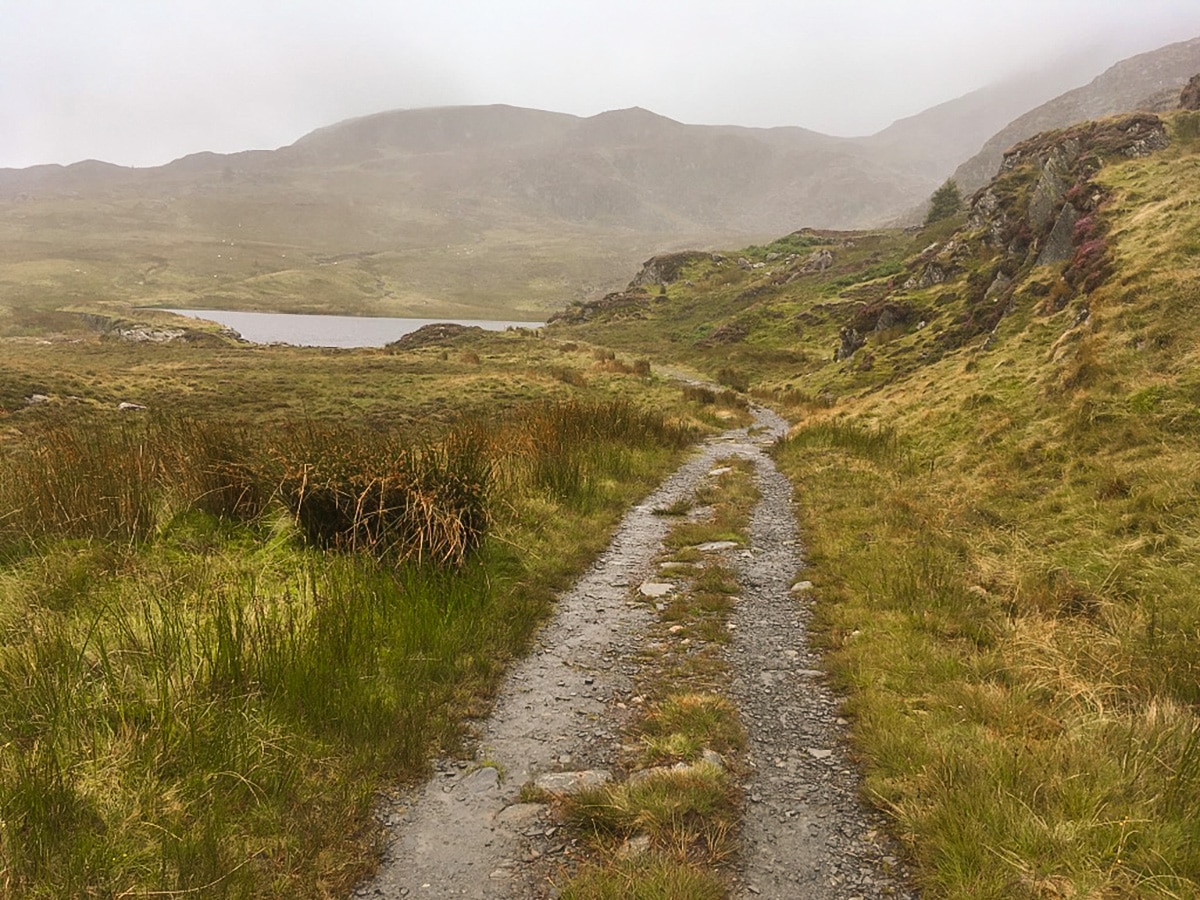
[553,458,758,898]
[775,418,1200,899]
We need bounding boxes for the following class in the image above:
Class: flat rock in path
[638,582,675,598]
[493,803,544,827]
[533,770,611,794]
[694,540,739,552]
[456,766,501,795]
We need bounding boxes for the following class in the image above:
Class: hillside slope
[554,106,1200,897]
[955,35,1200,191]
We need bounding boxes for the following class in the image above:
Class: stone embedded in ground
[457,766,501,794]
[638,582,674,598]
[533,770,611,794]
[701,749,725,770]
[790,580,814,593]
[617,834,653,858]
[708,466,733,476]
[807,748,834,760]
[493,803,543,826]
[694,540,739,552]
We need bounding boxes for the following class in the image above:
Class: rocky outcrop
[1026,143,1076,231]
[1037,203,1081,266]
[843,112,1171,355]
[627,252,711,289]
[835,327,865,361]
[798,248,834,274]
[546,289,655,325]
[386,322,485,349]
[1181,74,1200,110]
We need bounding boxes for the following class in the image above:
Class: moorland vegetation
[3,91,1200,900]
[0,334,738,897]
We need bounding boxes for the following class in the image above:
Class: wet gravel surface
[727,407,916,899]
[354,404,917,899]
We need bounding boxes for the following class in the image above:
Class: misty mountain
[0,39,1188,321]
[954,35,1200,192]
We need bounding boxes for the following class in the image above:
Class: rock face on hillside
[881,114,1168,353]
[1181,74,1200,110]
[627,252,710,289]
[955,37,1200,191]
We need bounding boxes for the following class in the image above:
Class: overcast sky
[4,0,1200,169]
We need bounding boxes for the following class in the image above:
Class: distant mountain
[0,38,1188,326]
[857,45,1133,182]
[955,35,1200,192]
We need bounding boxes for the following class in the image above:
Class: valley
[2,35,1200,900]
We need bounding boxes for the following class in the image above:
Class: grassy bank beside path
[775,420,1200,899]
[0,332,708,896]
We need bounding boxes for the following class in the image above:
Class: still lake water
[162,309,544,349]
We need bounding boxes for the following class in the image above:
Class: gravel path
[354,405,915,899]
[727,408,916,899]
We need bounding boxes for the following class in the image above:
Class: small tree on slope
[925,178,962,226]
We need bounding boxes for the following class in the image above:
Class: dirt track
[355,405,915,899]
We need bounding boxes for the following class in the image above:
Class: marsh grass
[0,397,695,897]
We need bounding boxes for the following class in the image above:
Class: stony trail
[356,405,914,899]
[727,415,915,899]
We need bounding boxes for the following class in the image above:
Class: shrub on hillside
[924,179,962,226]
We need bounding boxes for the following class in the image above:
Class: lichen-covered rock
[1027,145,1074,231]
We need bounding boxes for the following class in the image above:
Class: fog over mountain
[954,35,1200,193]
[4,1,1200,170]
[4,11,1200,324]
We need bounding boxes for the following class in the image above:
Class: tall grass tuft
[272,423,492,567]
[784,419,902,462]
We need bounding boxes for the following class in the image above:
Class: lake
[161,309,544,349]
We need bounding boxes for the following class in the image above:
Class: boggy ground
[355,404,914,899]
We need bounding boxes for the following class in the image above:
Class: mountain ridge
[1,37,1195,332]
[954,34,1200,192]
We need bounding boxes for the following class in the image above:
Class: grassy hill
[553,107,1200,897]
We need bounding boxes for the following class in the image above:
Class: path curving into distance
[355,403,915,899]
